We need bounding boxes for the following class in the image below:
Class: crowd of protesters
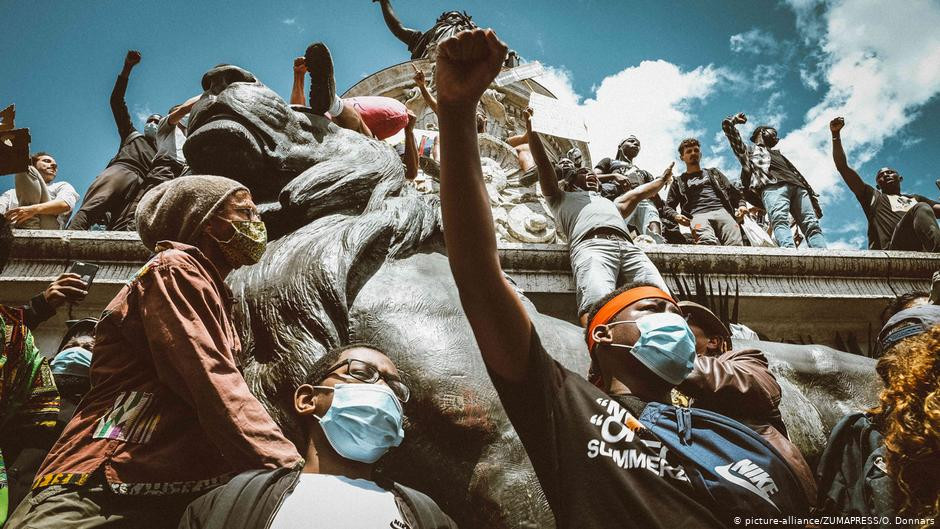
[0,23,938,529]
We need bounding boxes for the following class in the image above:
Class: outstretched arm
[614,163,673,217]
[167,94,201,126]
[721,112,753,173]
[376,0,422,49]
[525,108,560,198]
[111,50,141,141]
[437,29,530,382]
[412,64,438,114]
[290,57,306,106]
[829,117,867,198]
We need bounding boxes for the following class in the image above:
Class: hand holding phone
[42,262,97,308]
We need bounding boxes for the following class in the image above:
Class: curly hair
[870,325,940,526]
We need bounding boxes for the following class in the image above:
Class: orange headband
[586,287,676,351]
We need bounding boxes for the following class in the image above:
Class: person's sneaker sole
[305,42,335,115]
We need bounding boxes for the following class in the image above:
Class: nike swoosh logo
[714,464,779,510]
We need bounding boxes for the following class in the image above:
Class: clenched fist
[434,29,508,110]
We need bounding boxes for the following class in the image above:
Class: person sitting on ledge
[594,135,666,242]
[830,116,940,252]
[179,343,457,529]
[68,50,161,231]
[0,152,78,229]
[7,175,301,529]
[663,138,747,246]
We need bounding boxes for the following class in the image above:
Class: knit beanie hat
[136,175,247,252]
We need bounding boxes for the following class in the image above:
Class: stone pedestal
[2,230,934,357]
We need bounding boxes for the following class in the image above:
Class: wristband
[832,137,840,141]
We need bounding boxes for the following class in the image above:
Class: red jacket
[33,242,300,495]
[678,348,818,506]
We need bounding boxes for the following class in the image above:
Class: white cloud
[828,235,866,250]
[133,104,155,124]
[753,64,784,91]
[534,60,721,176]
[282,17,296,25]
[535,66,581,105]
[730,29,780,55]
[778,0,940,202]
[579,60,721,171]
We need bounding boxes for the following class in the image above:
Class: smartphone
[68,261,99,288]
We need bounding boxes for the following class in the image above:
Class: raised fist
[435,29,508,109]
[523,107,533,131]
[732,112,747,125]
[125,50,141,67]
[406,109,416,129]
[412,64,426,86]
[829,117,845,133]
[293,57,306,74]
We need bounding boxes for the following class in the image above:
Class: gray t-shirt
[547,190,631,246]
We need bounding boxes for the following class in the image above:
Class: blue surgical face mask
[313,383,405,463]
[598,312,696,385]
[144,122,158,140]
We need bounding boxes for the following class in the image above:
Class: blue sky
[3,0,939,248]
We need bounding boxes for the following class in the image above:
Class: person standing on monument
[0,152,78,230]
[7,175,301,529]
[69,50,161,231]
[722,112,827,248]
[594,136,666,242]
[663,138,746,246]
[830,117,940,251]
[523,107,671,325]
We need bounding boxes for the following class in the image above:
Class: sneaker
[304,42,335,115]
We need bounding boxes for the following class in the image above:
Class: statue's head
[182,64,402,239]
[436,10,474,31]
[184,64,333,203]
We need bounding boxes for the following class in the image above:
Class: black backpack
[816,413,896,526]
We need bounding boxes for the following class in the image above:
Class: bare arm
[290,57,306,106]
[437,30,530,383]
[412,64,438,114]
[524,108,560,198]
[403,112,419,181]
[376,0,422,48]
[167,94,201,126]
[828,117,867,197]
[614,163,673,217]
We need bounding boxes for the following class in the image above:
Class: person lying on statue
[179,343,457,529]
[290,43,409,142]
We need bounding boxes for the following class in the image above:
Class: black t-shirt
[767,151,804,188]
[856,184,936,250]
[595,158,653,190]
[488,329,724,529]
[683,171,725,216]
[108,132,157,178]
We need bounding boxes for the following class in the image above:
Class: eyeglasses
[321,359,411,403]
